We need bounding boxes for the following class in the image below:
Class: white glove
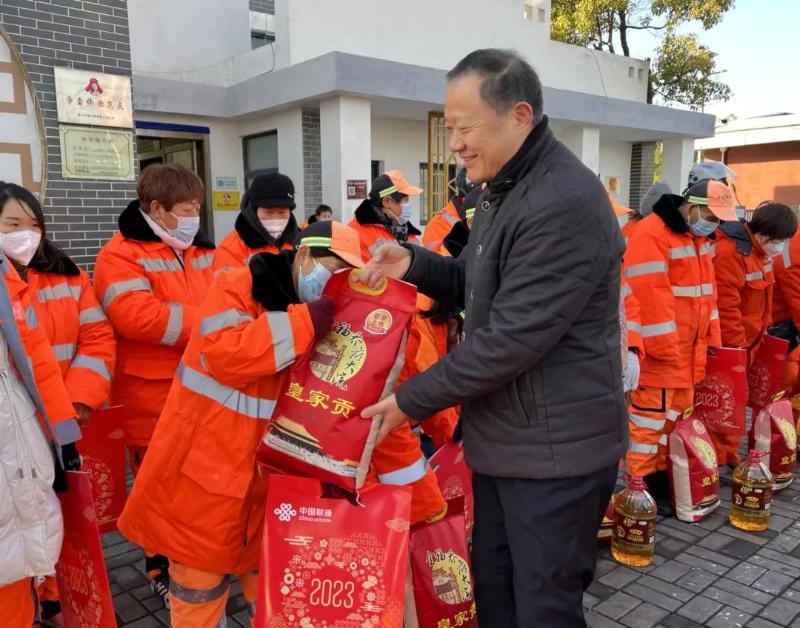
[623,350,640,393]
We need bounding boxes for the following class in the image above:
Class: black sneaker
[150,571,171,610]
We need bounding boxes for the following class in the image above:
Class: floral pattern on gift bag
[749,335,790,415]
[409,498,477,628]
[694,347,748,435]
[55,471,117,628]
[430,441,474,543]
[258,270,417,491]
[256,475,411,628]
[79,406,127,533]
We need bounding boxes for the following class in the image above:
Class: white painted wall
[275,0,647,102]
[129,0,251,84]
[599,139,632,208]
[370,117,428,227]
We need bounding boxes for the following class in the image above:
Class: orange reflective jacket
[713,224,774,349]
[772,233,800,326]
[623,199,720,388]
[26,266,115,410]
[93,202,215,446]
[422,200,461,253]
[348,200,420,260]
[1,259,75,430]
[118,260,316,574]
[622,276,644,356]
[213,211,297,275]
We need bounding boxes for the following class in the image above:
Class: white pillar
[320,96,372,223]
[274,109,305,222]
[661,137,695,193]
[562,125,600,176]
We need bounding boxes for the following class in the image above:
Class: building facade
[0,0,715,262]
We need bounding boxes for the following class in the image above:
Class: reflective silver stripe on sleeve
[627,321,642,334]
[25,305,38,329]
[52,343,76,361]
[745,271,764,282]
[200,309,254,336]
[192,252,215,270]
[160,303,183,346]
[641,321,678,337]
[79,306,107,325]
[101,278,152,309]
[701,283,714,295]
[764,262,773,273]
[268,311,296,371]
[669,245,696,260]
[672,285,702,298]
[377,456,428,485]
[71,355,112,381]
[700,242,715,256]
[136,258,183,272]
[667,409,682,422]
[37,282,81,302]
[617,214,630,229]
[658,434,668,446]
[710,309,720,321]
[783,246,792,269]
[629,413,666,431]
[622,283,632,298]
[169,574,230,604]
[177,362,276,419]
[629,442,659,454]
[624,261,668,278]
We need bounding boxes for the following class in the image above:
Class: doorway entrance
[136,124,213,238]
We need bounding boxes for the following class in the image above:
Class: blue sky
[625,0,800,118]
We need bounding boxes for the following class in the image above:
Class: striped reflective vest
[27,268,115,410]
[213,229,293,275]
[772,232,800,326]
[422,200,461,253]
[118,266,315,574]
[93,232,215,446]
[624,212,720,388]
[713,228,774,349]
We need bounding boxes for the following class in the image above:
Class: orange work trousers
[0,578,34,628]
[169,563,258,628]
[627,387,694,477]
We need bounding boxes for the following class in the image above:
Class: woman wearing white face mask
[92,163,215,607]
[213,172,299,275]
[0,181,116,625]
[349,170,423,260]
[711,200,798,465]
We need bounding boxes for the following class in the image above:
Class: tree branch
[624,23,668,30]
[618,9,630,57]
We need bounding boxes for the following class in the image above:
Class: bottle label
[732,478,772,512]
[613,509,655,546]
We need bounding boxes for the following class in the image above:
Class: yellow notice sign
[213,190,240,211]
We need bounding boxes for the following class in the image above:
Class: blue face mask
[688,207,718,237]
[398,203,413,225]
[298,259,332,303]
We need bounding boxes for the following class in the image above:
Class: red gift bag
[80,406,127,533]
[255,475,412,628]
[430,441,474,542]
[750,397,797,491]
[693,347,748,435]
[668,416,720,523]
[409,499,478,628]
[749,335,790,414]
[55,471,117,628]
[258,269,416,491]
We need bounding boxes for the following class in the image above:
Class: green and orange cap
[296,220,364,268]
[684,179,738,222]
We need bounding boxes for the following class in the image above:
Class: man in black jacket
[361,49,627,627]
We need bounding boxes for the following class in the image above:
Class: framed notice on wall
[54,67,133,128]
[59,125,135,181]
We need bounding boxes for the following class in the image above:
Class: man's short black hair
[315,204,333,217]
[447,48,544,124]
[750,201,798,240]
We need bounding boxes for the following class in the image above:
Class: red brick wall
[703,142,800,209]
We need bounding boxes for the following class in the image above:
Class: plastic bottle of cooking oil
[730,450,774,532]
[611,475,657,567]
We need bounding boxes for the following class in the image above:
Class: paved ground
[105,463,800,627]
